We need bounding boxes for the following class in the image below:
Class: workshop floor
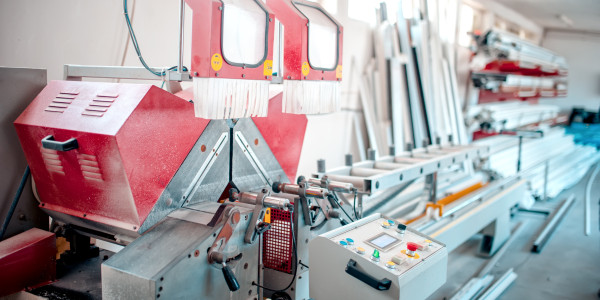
[429,165,600,300]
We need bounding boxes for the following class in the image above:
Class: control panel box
[309,213,447,300]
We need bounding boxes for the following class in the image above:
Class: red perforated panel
[262,208,293,274]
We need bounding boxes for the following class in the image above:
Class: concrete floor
[429,165,600,300]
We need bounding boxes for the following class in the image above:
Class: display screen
[368,233,399,249]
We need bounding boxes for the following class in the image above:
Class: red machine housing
[0,228,56,296]
[185,0,275,80]
[252,92,307,182]
[14,81,208,233]
[266,0,343,81]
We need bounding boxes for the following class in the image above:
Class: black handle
[345,259,391,291]
[42,135,78,151]
[222,264,240,292]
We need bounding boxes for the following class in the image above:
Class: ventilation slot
[77,154,103,182]
[82,93,118,117]
[41,148,64,175]
[45,91,78,113]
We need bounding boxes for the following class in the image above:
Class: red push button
[407,242,419,251]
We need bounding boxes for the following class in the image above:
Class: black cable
[310,217,327,231]
[253,209,298,292]
[123,0,188,76]
[0,166,30,240]
[330,192,355,222]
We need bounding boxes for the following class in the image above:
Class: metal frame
[313,144,489,195]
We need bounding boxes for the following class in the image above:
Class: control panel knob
[339,240,348,248]
[346,238,355,246]
[356,247,365,255]
[385,261,396,269]
[406,242,419,257]
[381,221,390,229]
[387,220,395,226]
[371,249,380,262]
[397,223,407,238]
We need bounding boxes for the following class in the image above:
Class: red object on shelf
[472,130,500,141]
[478,89,542,104]
[482,60,566,77]
[262,208,294,274]
[14,81,209,233]
[0,228,56,296]
[406,242,419,252]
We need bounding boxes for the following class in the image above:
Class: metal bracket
[207,205,241,264]
[243,190,267,244]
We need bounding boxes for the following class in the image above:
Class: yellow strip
[263,208,271,223]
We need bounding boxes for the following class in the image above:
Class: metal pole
[516,136,523,173]
[543,160,549,201]
[584,164,600,236]
[178,0,185,74]
[531,194,575,253]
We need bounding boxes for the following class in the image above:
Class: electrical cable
[0,166,30,240]
[123,0,188,76]
[253,209,298,292]
[330,192,355,222]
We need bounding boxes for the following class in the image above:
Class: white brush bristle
[193,77,270,119]
[282,80,340,114]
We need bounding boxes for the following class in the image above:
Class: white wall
[0,0,374,181]
[0,0,190,84]
[540,30,600,111]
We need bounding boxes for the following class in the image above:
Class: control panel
[309,213,447,300]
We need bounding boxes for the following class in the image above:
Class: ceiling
[495,0,600,32]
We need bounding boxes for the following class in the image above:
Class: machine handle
[345,259,391,291]
[222,263,240,292]
[42,135,78,151]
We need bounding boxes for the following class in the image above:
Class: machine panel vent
[45,91,78,113]
[82,94,119,117]
[77,153,103,182]
[40,148,64,175]
[262,209,294,274]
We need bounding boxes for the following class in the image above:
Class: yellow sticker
[263,208,271,223]
[263,60,273,76]
[336,65,343,79]
[301,61,310,76]
[211,53,223,71]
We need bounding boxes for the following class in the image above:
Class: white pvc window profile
[221,0,269,67]
[294,2,339,70]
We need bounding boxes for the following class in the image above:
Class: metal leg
[478,210,511,257]
[425,171,438,204]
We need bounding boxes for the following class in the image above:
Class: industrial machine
[310,213,447,300]
[4,1,598,300]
